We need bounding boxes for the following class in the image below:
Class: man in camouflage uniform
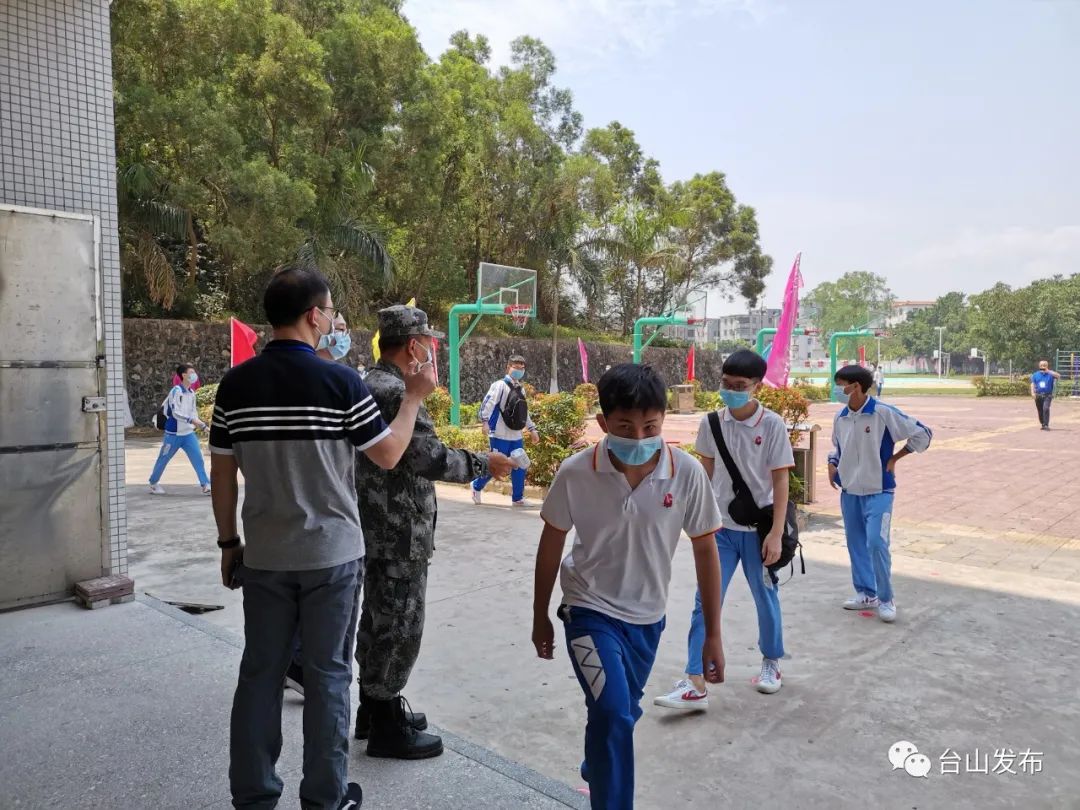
[353,304,514,760]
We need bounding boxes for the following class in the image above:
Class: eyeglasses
[314,305,342,322]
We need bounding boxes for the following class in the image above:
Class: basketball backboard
[478,262,537,319]
[669,290,707,326]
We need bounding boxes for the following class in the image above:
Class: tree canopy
[112,0,772,334]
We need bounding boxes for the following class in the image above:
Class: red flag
[230,318,258,367]
[687,344,696,381]
[577,338,589,383]
[431,337,440,386]
[858,345,866,365]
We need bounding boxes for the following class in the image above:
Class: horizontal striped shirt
[209,339,389,571]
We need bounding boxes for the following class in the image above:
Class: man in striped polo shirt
[209,264,435,810]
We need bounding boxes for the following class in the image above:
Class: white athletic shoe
[512,499,537,508]
[755,658,782,694]
[149,483,166,495]
[842,593,880,610]
[653,679,709,710]
[878,601,897,623]
[471,489,482,505]
[202,484,212,495]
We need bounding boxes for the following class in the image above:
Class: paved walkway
[121,435,1080,808]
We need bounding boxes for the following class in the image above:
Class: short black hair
[835,365,873,392]
[377,335,409,355]
[722,349,767,380]
[263,263,331,327]
[508,355,526,366]
[176,363,194,377]
[598,364,667,417]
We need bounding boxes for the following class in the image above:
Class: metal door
[0,205,105,609]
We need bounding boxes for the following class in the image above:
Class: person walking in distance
[1031,360,1060,430]
[148,363,210,495]
[828,365,932,624]
[350,305,514,759]
[472,354,540,506]
[210,264,436,810]
[872,363,884,398]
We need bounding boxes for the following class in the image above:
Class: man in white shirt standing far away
[472,354,540,506]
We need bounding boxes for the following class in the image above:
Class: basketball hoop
[506,304,532,330]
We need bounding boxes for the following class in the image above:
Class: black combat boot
[355,689,428,740]
[365,696,443,759]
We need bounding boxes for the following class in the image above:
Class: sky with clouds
[402,0,1079,315]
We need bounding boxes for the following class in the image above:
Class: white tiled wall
[1,0,127,575]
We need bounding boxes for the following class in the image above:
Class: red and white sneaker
[753,658,782,694]
[653,679,709,710]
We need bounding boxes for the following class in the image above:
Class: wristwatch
[217,536,241,549]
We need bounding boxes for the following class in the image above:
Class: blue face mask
[328,331,351,360]
[509,368,525,380]
[185,371,198,386]
[606,434,664,466]
[719,389,751,409]
[833,384,851,405]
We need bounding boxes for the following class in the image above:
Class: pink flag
[577,338,589,383]
[763,253,803,388]
[687,344,695,381]
[230,318,258,367]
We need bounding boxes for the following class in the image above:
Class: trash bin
[670,384,695,414]
[788,422,821,503]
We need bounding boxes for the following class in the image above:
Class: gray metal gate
[0,205,106,609]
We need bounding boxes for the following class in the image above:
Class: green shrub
[792,379,831,401]
[522,381,539,399]
[757,386,811,443]
[460,401,481,426]
[195,383,219,426]
[972,377,1030,397]
[574,383,599,412]
[527,392,588,488]
[435,425,490,455]
[426,386,452,426]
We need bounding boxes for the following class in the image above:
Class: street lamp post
[934,327,946,378]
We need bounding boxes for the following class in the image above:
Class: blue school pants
[149,432,209,487]
[472,436,525,502]
[841,491,895,603]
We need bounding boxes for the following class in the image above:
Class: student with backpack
[654,350,795,709]
[472,354,540,507]
[149,363,210,495]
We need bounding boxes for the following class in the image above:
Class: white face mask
[409,340,434,371]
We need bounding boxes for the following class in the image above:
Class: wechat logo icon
[889,740,930,778]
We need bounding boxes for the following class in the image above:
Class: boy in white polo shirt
[655,349,795,709]
[532,364,725,810]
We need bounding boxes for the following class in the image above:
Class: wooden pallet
[74,575,135,609]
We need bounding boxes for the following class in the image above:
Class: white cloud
[896,225,1080,296]
[403,0,775,71]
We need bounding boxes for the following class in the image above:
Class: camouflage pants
[355,557,429,700]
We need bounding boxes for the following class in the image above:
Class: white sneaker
[755,658,782,694]
[842,593,880,610]
[149,483,166,495]
[202,484,212,495]
[512,499,537,508]
[471,489,482,505]
[878,601,897,623]
[653,679,709,710]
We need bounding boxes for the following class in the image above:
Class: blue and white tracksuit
[472,375,537,502]
[150,384,209,487]
[561,604,664,810]
[828,397,932,604]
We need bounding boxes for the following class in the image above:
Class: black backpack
[500,381,529,431]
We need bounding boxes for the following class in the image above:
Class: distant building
[884,300,934,327]
[713,308,781,345]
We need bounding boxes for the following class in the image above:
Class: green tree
[805,272,893,360]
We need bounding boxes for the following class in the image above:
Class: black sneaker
[284,662,304,696]
[337,782,363,809]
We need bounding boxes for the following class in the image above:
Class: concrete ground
[121,399,1080,809]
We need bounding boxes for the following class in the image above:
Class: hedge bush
[527,392,589,487]
[460,401,481,426]
[195,383,219,426]
[972,377,1030,397]
[574,383,599,412]
[434,425,489,455]
[792,379,831,401]
[426,386,452,426]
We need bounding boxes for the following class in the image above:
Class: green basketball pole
[447,301,506,426]
[632,315,690,363]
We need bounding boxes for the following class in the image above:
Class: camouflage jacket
[356,360,490,560]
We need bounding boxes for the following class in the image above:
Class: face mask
[313,307,334,346]
[327,331,351,360]
[185,371,198,385]
[833,384,851,405]
[509,368,525,380]
[720,389,751,409]
[606,434,664,466]
[410,340,433,371]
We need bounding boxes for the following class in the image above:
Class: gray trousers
[355,557,428,701]
[1036,394,1052,427]
[230,559,363,810]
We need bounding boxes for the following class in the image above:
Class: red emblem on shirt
[865,425,871,433]
[754,436,763,445]
[663,493,674,508]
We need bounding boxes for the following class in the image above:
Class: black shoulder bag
[707,411,805,582]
